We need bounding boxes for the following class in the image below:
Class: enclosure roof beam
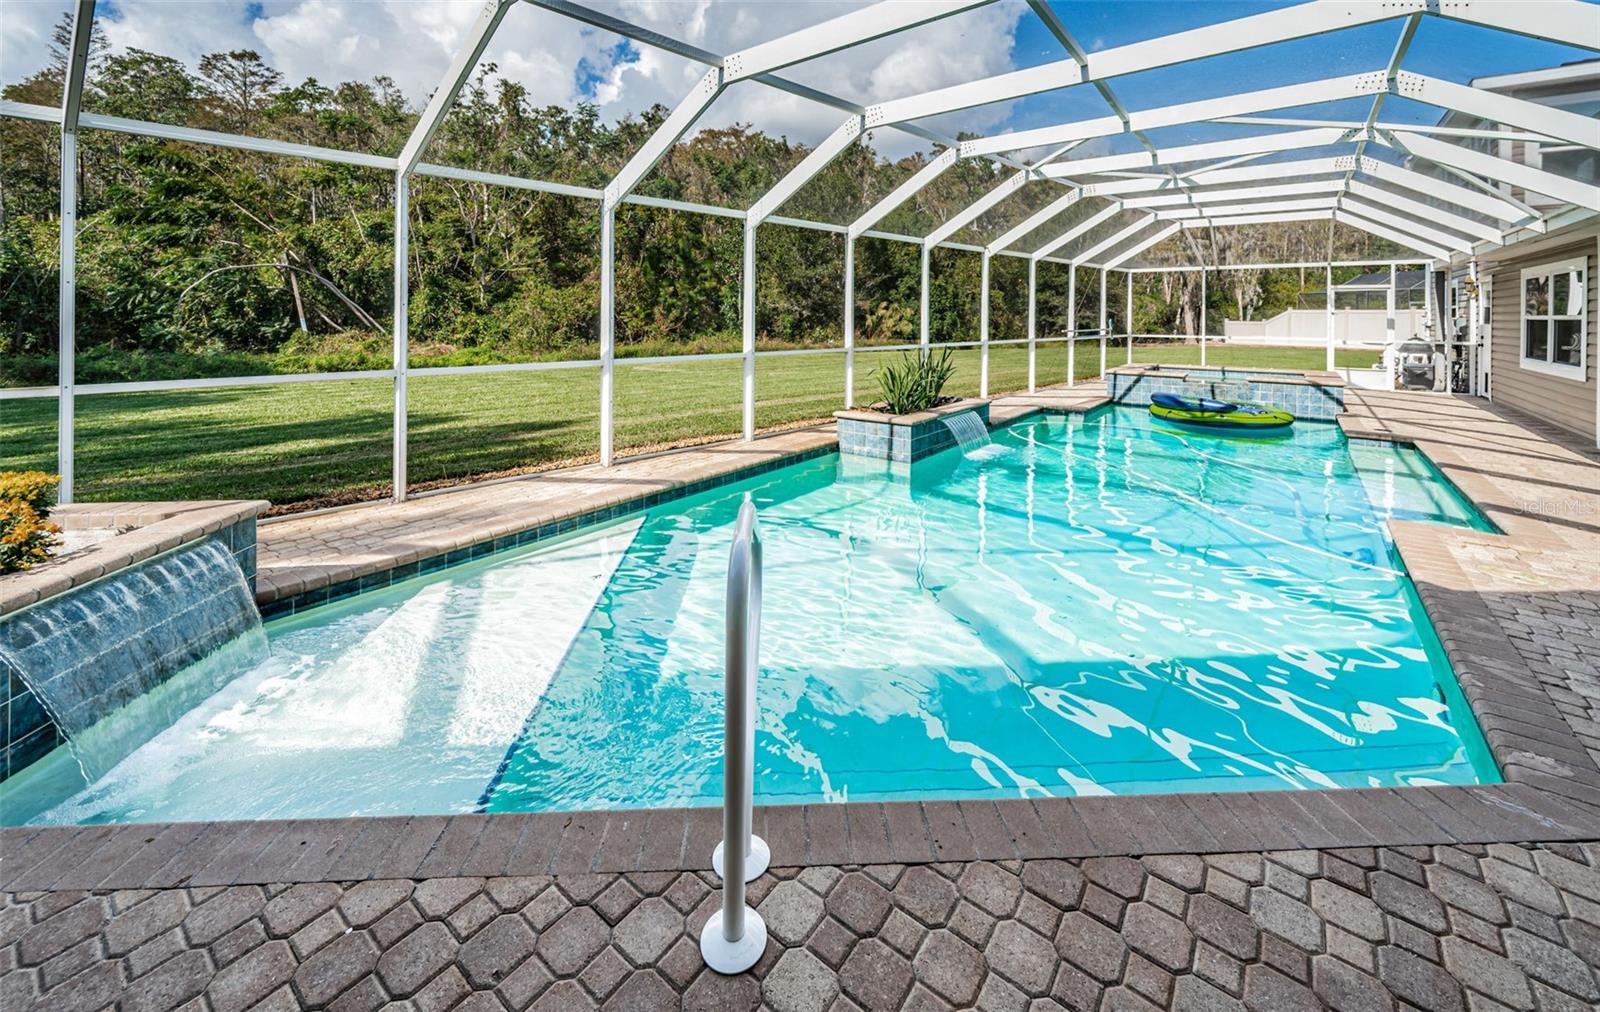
[1218,116,1561,144]
[1075,216,1167,267]
[398,0,512,175]
[1180,210,1332,229]
[1392,72,1600,151]
[603,67,723,206]
[1077,157,1347,196]
[1344,180,1501,243]
[1435,0,1600,51]
[1337,196,1477,252]
[1039,128,1356,179]
[986,188,1083,253]
[1335,11,1418,211]
[1102,222,1182,270]
[61,1,96,133]
[1031,203,1123,261]
[1119,180,1346,208]
[1333,208,1452,261]
[924,170,1032,248]
[866,1,1424,127]
[748,116,865,224]
[1351,155,1534,225]
[1153,197,1340,220]
[958,71,1386,160]
[1380,130,1600,210]
[524,0,1031,174]
[847,149,961,239]
[720,1,994,83]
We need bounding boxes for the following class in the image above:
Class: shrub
[0,471,63,574]
[875,348,956,415]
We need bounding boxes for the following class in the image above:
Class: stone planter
[834,398,991,462]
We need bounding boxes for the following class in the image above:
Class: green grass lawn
[0,342,1376,510]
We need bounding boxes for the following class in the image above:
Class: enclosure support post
[979,251,991,399]
[1467,257,1481,397]
[58,130,77,504]
[742,223,757,440]
[599,204,616,466]
[919,244,931,357]
[1325,263,1336,373]
[843,239,855,409]
[56,0,95,504]
[1199,271,1207,367]
[392,174,409,502]
[1027,259,1038,393]
[1098,269,1108,379]
[1125,271,1134,365]
[1386,264,1397,391]
[1066,265,1076,387]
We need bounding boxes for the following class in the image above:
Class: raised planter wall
[834,399,991,462]
[1108,365,1346,421]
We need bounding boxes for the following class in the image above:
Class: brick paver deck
[6,843,1599,1011]
[5,387,1600,1010]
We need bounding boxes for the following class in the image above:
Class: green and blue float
[1148,392,1294,430]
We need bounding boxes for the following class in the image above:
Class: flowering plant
[0,471,63,574]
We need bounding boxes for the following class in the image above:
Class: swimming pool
[2,407,1498,825]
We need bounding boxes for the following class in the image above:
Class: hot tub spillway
[0,538,266,781]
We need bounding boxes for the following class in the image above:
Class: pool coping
[0,499,267,618]
[255,442,840,619]
[6,386,1600,892]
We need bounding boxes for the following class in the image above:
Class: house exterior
[1433,62,1598,447]
[1479,218,1597,446]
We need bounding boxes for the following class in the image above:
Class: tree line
[0,16,1400,385]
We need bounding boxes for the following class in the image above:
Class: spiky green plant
[875,348,956,415]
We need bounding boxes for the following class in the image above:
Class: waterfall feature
[0,538,266,780]
[941,411,992,454]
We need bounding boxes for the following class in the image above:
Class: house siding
[1489,231,1597,443]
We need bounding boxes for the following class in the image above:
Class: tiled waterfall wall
[0,515,258,782]
[1109,369,1345,421]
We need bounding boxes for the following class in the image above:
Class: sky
[2,0,1594,161]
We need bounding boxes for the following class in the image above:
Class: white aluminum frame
[10,0,1600,506]
[1381,132,1600,211]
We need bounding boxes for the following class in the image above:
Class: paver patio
[4,387,1599,1010]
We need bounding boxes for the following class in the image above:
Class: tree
[197,50,283,132]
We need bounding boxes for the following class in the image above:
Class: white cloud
[5,0,1028,160]
[2,1,75,86]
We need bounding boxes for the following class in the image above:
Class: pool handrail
[700,494,770,974]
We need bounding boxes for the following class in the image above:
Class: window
[1521,256,1587,380]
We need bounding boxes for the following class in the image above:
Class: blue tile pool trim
[258,444,840,620]
[1109,368,1345,421]
[837,403,993,462]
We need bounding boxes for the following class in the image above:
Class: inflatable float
[1149,392,1294,430]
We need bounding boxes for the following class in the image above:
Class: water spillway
[941,410,993,454]
[0,538,265,780]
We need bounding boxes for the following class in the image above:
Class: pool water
[2,408,1498,825]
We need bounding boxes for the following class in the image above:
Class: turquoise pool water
[3,408,1498,825]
